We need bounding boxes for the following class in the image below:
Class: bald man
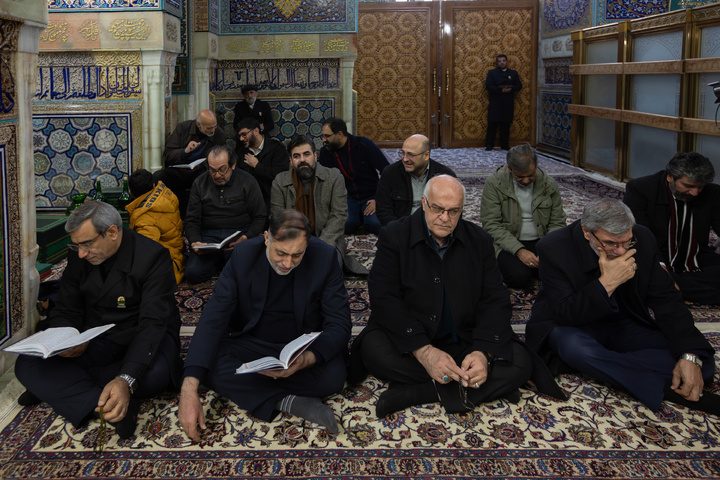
[375,134,456,227]
[349,175,565,418]
[155,110,228,216]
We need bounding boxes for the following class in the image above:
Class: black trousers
[497,239,539,289]
[360,329,531,412]
[15,335,175,427]
[671,254,720,305]
[204,336,347,421]
[486,121,511,149]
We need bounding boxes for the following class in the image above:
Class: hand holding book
[236,332,321,375]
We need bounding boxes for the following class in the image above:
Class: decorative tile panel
[221,0,357,34]
[48,0,160,11]
[210,0,220,33]
[541,0,593,38]
[165,0,182,17]
[0,20,19,122]
[540,91,572,151]
[598,0,669,23]
[211,59,341,93]
[544,57,573,85]
[0,123,21,343]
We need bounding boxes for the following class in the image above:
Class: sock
[275,395,339,434]
[663,387,720,417]
[375,381,438,418]
[112,398,141,440]
[18,390,41,407]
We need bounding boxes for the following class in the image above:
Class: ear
[581,225,591,242]
[264,231,269,246]
[107,224,119,239]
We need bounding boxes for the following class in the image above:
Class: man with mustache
[623,152,720,305]
[271,135,367,274]
[232,84,274,134]
[480,144,566,288]
[527,198,720,416]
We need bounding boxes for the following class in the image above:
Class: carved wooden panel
[356,5,434,144]
[448,4,535,146]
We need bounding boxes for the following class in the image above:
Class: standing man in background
[485,54,522,151]
[233,84,274,134]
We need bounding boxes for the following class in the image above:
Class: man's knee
[548,327,601,367]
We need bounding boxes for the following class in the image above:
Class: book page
[278,332,321,365]
[4,327,81,357]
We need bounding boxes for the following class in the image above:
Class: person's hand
[185,141,200,154]
[671,357,704,402]
[224,235,247,250]
[516,248,539,269]
[244,154,259,168]
[96,377,131,423]
[364,199,376,216]
[597,248,636,295]
[502,87,512,93]
[178,377,206,442]
[58,342,89,358]
[460,351,490,388]
[413,345,467,384]
[259,351,317,379]
[191,241,207,254]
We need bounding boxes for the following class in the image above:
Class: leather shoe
[18,390,41,406]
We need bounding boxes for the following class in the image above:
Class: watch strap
[680,353,702,369]
[117,374,137,394]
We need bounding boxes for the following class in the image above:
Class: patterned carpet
[2,150,720,479]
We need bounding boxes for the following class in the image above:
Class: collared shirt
[250,137,265,157]
[423,216,457,342]
[410,167,430,214]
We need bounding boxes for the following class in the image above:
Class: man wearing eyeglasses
[480,144,566,289]
[318,117,389,235]
[234,117,288,212]
[349,175,565,418]
[155,110,228,217]
[375,134,456,227]
[14,201,182,439]
[527,198,719,416]
[623,152,720,305]
[184,144,267,284]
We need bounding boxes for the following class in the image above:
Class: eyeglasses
[398,150,428,160]
[238,130,251,139]
[590,231,637,250]
[320,133,334,140]
[209,165,230,176]
[68,233,102,252]
[424,198,463,218]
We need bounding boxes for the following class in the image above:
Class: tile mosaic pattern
[540,92,572,152]
[47,0,160,11]
[165,0,182,17]
[221,0,357,34]
[543,57,573,85]
[0,123,20,344]
[0,145,6,341]
[34,114,133,210]
[216,98,335,150]
[541,0,593,38]
[598,0,668,23]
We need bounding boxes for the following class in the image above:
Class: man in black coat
[485,54,522,151]
[235,117,289,212]
[526,198,719,415]
[375,134,456,226]
[349,175,565,418]
[623,152,720,305]
[15,201,181,439]
[233,84,274,134]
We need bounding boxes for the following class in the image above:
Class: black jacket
[235,135,289,207]
[233,98,274,134]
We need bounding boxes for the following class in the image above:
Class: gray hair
[581,198,635,235]
[665,152,715,184]
[65,200,122,235]
[423,174,466,206]
[506,144,537,173]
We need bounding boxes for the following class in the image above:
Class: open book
[3,324,115,359]
[195,231,243,250]
[236,332,321,374]
[171,158,206,169]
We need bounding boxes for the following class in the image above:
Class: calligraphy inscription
[259,39,284,54]
[323,38,349,52]
[291,40,316,53]
[211,66,340,92]
[227,39,251,54]
[40,22,69,43]
[36,65,142,100]
[109,20,151,41]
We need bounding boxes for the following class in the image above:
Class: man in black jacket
[349,175,565,418]
[485,54,522,151]
[375,134,456,226]
[15,201,181,439]
[233,84,274,134]
[623,152,720,305]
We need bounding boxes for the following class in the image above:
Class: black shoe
[502,389,521,404]
[501,145,510,150]
[485,147,494,151]
[113,399,141,440]
[18,390,41,406]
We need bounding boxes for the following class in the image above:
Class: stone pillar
[342,59,355,133]
[141,51,169,173]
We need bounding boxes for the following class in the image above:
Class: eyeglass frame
[423,196,463,218]
[67,232,103,252]
[590,230,637,250]
[208,164,231,176]
[398,150,428,160]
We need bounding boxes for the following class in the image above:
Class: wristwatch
[680,353,703,369]
[117,374,137,394]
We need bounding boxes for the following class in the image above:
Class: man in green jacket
[480,144,567,288]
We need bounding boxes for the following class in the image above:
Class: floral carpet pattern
[3,151,720,479]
